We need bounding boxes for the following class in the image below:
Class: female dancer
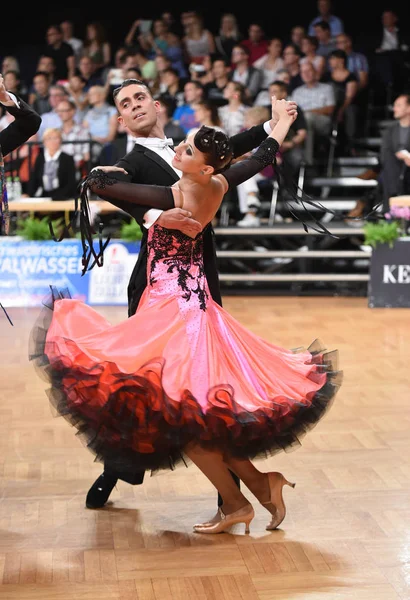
[30,97,342,534]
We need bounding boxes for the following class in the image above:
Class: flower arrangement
[363,205,410,249]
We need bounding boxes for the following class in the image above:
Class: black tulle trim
[29,288,342,475]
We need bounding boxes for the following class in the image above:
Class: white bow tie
[134,137,174,149]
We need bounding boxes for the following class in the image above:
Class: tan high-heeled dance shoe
[262,472,296,530]
[193,503,255,534]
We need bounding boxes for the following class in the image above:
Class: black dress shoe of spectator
[86,472,118,508]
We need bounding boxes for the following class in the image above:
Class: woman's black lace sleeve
[223,137,279,189]
[84,170,174,211]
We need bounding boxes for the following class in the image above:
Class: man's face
[116,84,160,136]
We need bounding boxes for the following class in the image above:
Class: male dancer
[86,79,296,520]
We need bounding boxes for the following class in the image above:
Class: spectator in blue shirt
[308,0,344,40]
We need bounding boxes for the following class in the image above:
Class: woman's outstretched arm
[84,170,175,213]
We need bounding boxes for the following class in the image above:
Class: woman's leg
[184,444,250,515]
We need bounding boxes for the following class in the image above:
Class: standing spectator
[56,98,91,179]
[300,36,326,81]
[182,12,216,65]
[335,32,369,134]
[282,44,303,93]
[230,44,263,103]
[82,21,111,76]
[369,10,410,99]
[60,19,84,66]
[214,13,244,64]
[307,0,344,39]
[37,84,69,139]
[42,24,76,82]
[28,71,52,115]
[241,23,269,65]
[218,81,249,137]
[291,61,335,164]
[204,56,232,107]
[82,85,118,164]
[322,49,359,155]
[172,80,204,133]
[24,128,77,200]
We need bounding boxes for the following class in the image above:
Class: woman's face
[173,131,209,174]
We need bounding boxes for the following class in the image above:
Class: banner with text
[0,238,140,307]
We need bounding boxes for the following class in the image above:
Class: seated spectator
[24,127,77,200]
[289,26,306,53]
[282,44,303,93]
[241,23,269,65]
[28,71,52,115]
[157,95,186,145]
[253,38,285,106]
[33,55,57,86]
[300,35,326,80]
[218,81,249,137]
[172,80,204,133]
[82,85,118,164]
[77,56,105,91]
[66,74,90,121]
[81,21,111,76]
[214,13,244,64]
[234,105,272,227]
[181,11,216,65]
[60,19,84,67]
[56,98,91,179]
[204,56,232,107]
[268,80,307,176]
[37,84,70,139]
[3,70,28,103]
[155,67,185,114]
[230,44,263,103]
[290,61,336,165]
[188,54,214,86]
[189,98,226,135]
[42,24,76,82]
[313,20,338,62]
[322,49,359,155]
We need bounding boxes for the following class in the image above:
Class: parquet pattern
[1,297,409,599]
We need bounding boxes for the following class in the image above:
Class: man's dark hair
[314,20,331,32]
[113,78,152,104]
[269,80,289,95]
[329,49,347,66]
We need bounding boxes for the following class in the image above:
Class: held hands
[92,166,128,175]
[0,74,11,103]
[157,208,202,239]
[270,95,298,125]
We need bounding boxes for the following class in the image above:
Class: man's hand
[157,208,202,238]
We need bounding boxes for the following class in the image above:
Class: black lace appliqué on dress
[149,226,209,311]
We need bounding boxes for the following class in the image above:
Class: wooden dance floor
[1,296,409,599]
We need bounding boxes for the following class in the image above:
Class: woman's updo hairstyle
[193,126,233,173]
